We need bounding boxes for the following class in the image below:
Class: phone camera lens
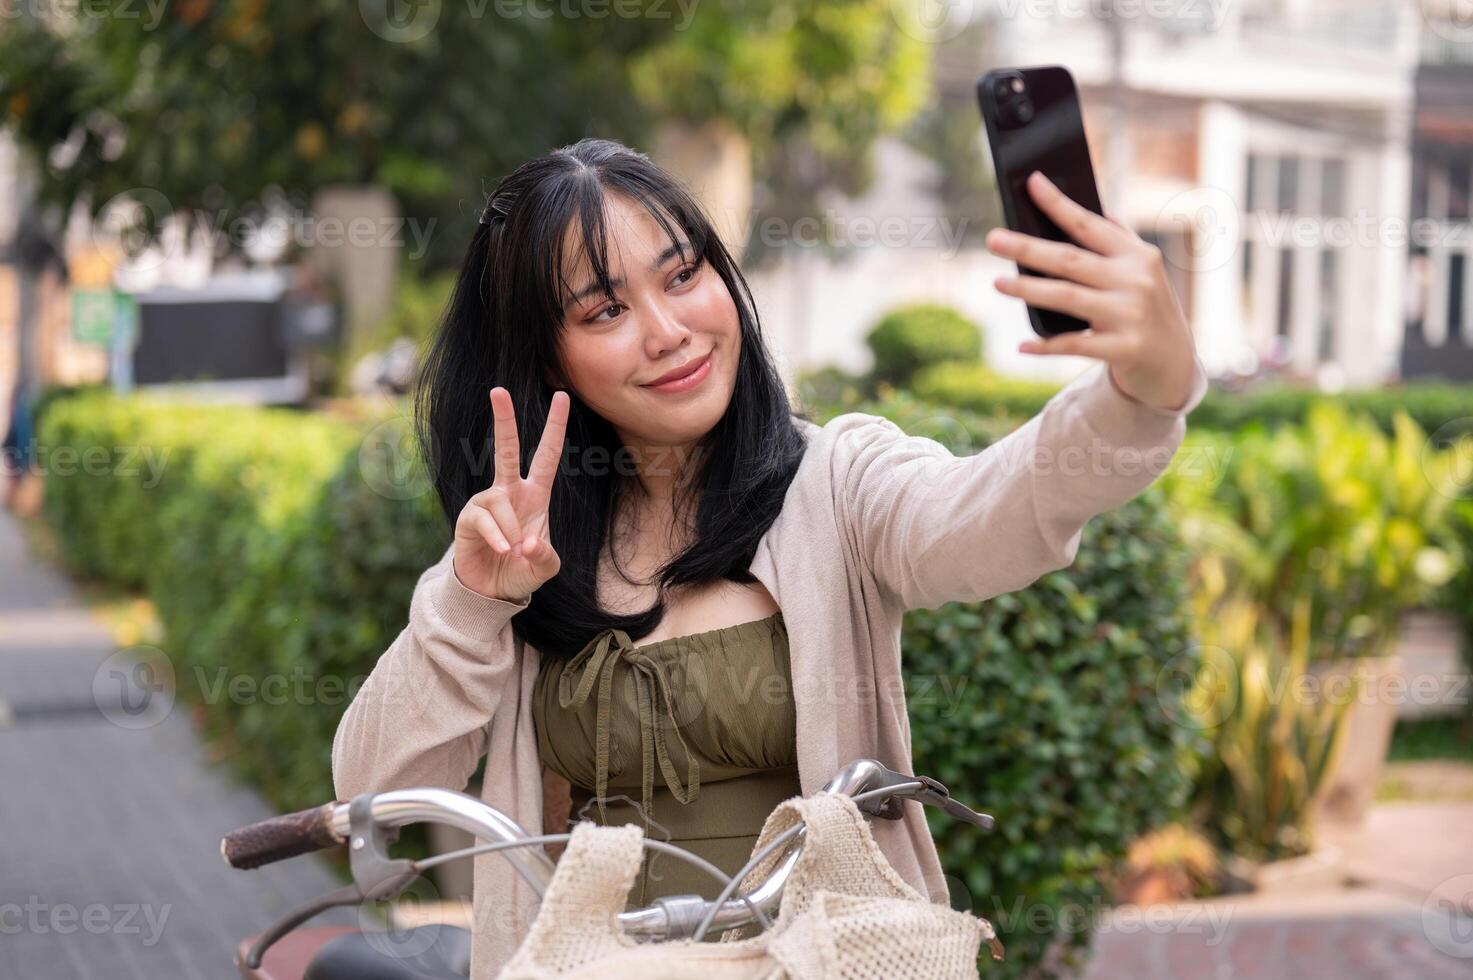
[1016,99,1035,124]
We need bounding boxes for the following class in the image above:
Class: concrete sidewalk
[0,508,351,979]
[1081,797,1473,977]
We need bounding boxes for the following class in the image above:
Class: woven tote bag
[494,791,1000,979]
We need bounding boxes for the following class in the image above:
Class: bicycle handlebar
[222,759,995,943]
[221,802,342,870]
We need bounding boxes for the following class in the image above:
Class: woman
[332,137,1204,979]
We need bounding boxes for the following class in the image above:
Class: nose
[643,295,691,359]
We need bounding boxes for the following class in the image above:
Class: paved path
[1082,795,1473,977]
[0,508,351,979]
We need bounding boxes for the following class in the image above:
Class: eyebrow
[562,240,693,313]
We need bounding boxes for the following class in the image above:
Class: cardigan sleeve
[838,355,1208,611]
[331,542,531,799]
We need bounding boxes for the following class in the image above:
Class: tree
[1,0,933,271]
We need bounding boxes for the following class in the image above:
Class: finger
[994,273,1113,324]
[477,487,525,552]
[528,390,569,490]
[985,228,1112,288]
[465,506,512,555]
[1018,329,1126,360]
[1026,171,1134,257]
[523,533,560,578]
[490,387,522,487]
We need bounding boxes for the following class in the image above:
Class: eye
[587,302,625,323]
[671,258,703,288]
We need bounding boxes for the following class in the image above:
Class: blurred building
[754,0,1462,394]
[988,0,1423,388]
[1401,10,1473,382]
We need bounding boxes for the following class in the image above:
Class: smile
[642,353,713,393]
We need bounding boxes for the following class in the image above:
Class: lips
[643,352,711,387]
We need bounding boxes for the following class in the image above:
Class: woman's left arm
[842,170,1208,611]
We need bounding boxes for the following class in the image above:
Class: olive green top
[532,610,801,917]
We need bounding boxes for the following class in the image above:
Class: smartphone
[976,65,1104,337]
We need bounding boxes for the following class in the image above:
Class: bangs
[538,176,710,331]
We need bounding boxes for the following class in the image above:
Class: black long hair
[414,137,811,661]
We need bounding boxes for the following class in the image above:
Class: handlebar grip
[221,802,342,869]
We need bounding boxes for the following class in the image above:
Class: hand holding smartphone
[976,65,1105,338]
[974,64,1201,412]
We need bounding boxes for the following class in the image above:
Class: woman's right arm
[331,543,531,799]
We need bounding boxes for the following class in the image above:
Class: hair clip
[480,196,510,226]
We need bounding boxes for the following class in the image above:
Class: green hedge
[838,390,1201,975]
[911,361,1473,439]
[39,392,448,807]
[41,389,1198,977]
[865,303,985,391]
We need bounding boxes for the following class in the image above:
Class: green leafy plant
[912,361,1066,421]
[1184,594,1355,863]
[864,303,984,392]
[1163,403,1459,661]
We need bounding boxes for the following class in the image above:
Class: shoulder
[784,411,926,498]
[790,410,905,450]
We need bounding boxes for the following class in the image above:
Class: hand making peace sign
[985,171,1198,414]
[453,387,570,603]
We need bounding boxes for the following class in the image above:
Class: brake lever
[852,765,995,831]
[242,794,419,970]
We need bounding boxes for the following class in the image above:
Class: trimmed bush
[38,392,447,807]
[865,303,984,390]
[910,362,1473,439]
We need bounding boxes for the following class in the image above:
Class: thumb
[521,534,560,580]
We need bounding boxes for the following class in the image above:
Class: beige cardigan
[332,357,1208,979]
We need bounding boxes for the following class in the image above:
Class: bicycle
[222,757,1003,979]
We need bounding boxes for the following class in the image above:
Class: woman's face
[553,192,742,453]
